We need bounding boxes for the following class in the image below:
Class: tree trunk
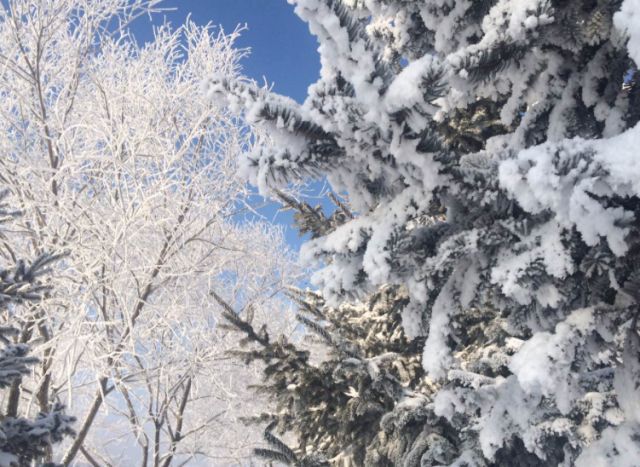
[62,376,110,466]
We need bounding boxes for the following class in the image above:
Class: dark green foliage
[221,196,429,465]
[0,403,75,467]
[274,190,352,240]
[437,100,509,154]
[452,41,527,83]
[219,282,424,466]
[0,191,75,466]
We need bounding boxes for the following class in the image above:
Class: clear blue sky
[134,0,320,103]
[132,1,328,250]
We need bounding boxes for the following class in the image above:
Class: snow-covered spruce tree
[0,194,75,466]
[219,194,439,466]
[209,0,640,465]
[216,281,425,466]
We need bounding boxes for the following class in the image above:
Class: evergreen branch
[285,288,325,320]
[0,253,66,305]
[419,65,448,104]
[260,103,333,141]
[0,189,21,222]
[328,192,354,220]
[454,41,526,83]
[211,292,270,347]
[263,422,299,463]
[296,314,334,348]
[275,190,333,239]
[324,0,393,89]
[254,448,294,465]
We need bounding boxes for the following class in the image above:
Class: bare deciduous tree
[0,1,299,464]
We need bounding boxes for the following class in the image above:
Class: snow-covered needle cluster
[210,0,640,465]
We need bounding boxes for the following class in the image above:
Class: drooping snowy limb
[205,25,447,212]
[0,1,301,464]
[214,0,640,464]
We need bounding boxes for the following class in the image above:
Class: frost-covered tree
[218,282,425,467]
[209,0,640,465]
[219,194,433,466]
[0,194,75,466]
[0,1,300,464]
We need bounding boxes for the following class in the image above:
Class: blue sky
[132,1,328,250]
[133,0,320,103]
